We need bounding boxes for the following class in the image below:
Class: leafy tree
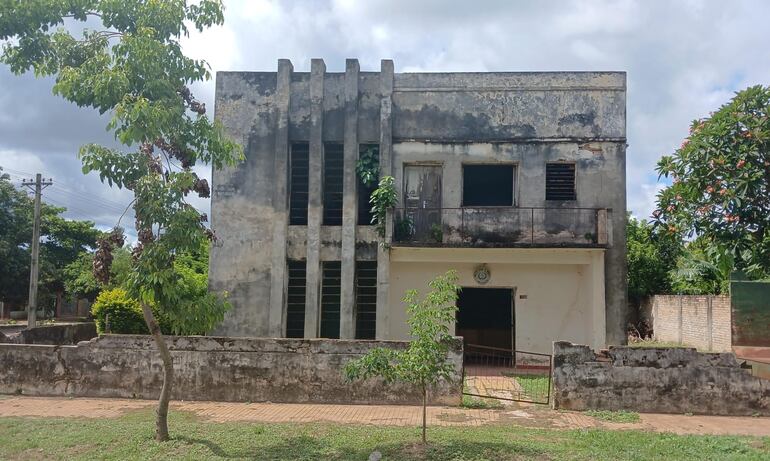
[0,167,100,310]
[626,214,682,302]
[345,270,461,444]
[669,237,730,295]
[655,85,770,280]
[0,1,241,441]
[62,246,132,301]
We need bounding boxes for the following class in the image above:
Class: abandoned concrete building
[209,59,627,353]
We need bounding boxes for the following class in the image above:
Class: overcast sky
[1,0,769,235]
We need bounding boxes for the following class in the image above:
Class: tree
[0,1,241,441]
[345,270,461,444]
[62,246,132,301]
[626,214,682,302]
[669,237,730,295]
[0,167,100,310]
[654,85,770,280]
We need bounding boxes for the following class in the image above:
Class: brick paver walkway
[1,396,770,436]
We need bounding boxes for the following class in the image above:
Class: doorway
[456,287,513,350]
[403,165,442,242]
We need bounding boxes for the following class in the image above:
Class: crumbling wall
[552,341,770,415]
[0,335,462,405]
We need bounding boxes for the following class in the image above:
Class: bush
[91,288,171,334]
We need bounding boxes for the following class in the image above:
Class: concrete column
[340,59,360,339]
[304,59,325,338]
[267,59,292,337]
[590,251,607,350]
[376,59,394,340]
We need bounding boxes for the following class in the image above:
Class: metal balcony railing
[392,207,609,247]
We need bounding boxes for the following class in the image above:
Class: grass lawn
[1,409,769,460]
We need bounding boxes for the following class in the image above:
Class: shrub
[91,288,172,334]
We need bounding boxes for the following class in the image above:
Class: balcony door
[403,165,442,242]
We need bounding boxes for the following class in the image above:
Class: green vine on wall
[356,146,380,187]
[370,176,397,239]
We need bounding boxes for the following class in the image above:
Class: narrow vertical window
[323,143,344,225]
[289,143,309,225]
[354,261,378,339]
[357,144,379,225]
[545,163,576,201]
[320,261,342,338]
[285,260,306,338]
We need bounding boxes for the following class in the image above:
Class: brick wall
[651,295,731,352]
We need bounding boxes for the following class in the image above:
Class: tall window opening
[545,163,576,201]
[285,260,306,338]
[323,143,344,225]
[320,261,342,338]
[354,261,377,339]
[462,164,514,206]
[289,143,309,225]
[357,144,379,225]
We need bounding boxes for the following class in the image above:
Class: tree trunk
[140,302,173,442]
[421,383,427,444]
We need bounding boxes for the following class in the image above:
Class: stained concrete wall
[552,341,770,415]
[3,323,97,345]
[0,335,462,405]
[388,248,606,353]
[210,60,626,345]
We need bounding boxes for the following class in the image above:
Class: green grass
[626,339,689,349]
[1,409,768,460]
[513,374,550,399]
[586,410,642,423]
[460,394,504,409]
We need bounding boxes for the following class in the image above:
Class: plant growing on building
[370,175,398,239]
[654,85,770,280]
[344,270,461,444]
[356,145,380,187]
[0,0,242,441]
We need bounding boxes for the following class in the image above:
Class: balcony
[392,207,609,248]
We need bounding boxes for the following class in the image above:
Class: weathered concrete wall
[651,295,731,352]
[5,323,97,345]
[0,335,462,405]
[731,279,770,347]
[552,341,770,415]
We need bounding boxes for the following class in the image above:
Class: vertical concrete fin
[339,59,360,339]
[376,59,394,340]
[267,58,293,337]
[304,58,326,338]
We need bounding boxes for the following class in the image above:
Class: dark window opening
[320,261,341,338]
[323,143,344,225]
[354,261,377,339]
[462,165,514,206]
[289,143,309,225]
[456,288,513,350]
[357,144,379,225]
[545,163,576,201]
[286,260,306,338]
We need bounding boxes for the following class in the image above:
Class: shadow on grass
[172,433,548,461]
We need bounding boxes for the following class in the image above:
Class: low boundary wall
[0,335,463,405]
[651,295,731,351]
[552,341,770,416]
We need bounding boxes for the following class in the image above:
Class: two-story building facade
[209,59,627,353]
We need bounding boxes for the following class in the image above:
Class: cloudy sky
[1,0,769,235]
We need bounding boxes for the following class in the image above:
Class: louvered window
[545,163,576,201]
[289,143,309,225]
[354,261,377,339]
[323,143,344,225]
[285,261,306,338]
[320,261,342,338]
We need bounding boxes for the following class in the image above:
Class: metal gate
[463,344,552,404]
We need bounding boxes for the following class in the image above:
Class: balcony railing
[392,207,609,247]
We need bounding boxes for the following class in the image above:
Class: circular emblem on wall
[474,264,491,285]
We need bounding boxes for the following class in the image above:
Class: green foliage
[626,214,682,301]
[62,246,133,301]
[355,145,379,187]
[586,410,641,424]
[669,238,730,295]
[0,0,241,332]
[655,85,770,279]
[0,167,100,309]
[370,175,398,238]
[345,270,460,442]
[91,287,149,334]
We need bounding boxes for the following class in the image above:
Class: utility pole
[22,174,52,329]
